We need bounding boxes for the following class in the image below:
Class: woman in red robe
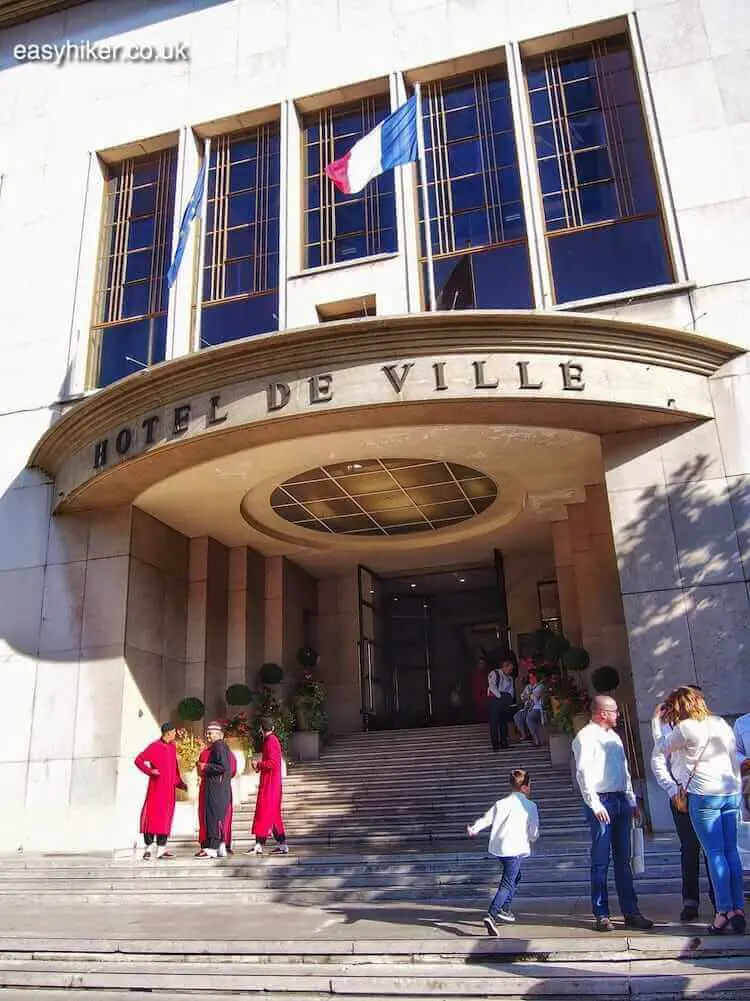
[196,744,237,856]
[249,717,287,855]
[134,722,186,860]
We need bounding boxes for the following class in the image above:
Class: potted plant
[176,696,205,733]
[592,665,620,694]
[221,711,252,775]
[291,666,327,761]
[259,662,284,686]
[175,728,204,801]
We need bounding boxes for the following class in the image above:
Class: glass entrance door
[357,565,388,728]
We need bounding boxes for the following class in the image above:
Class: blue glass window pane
[492,131,517,168]
[307,144,320,176]
[560,56,591,82]
[534,123,556,157]
[502,202,525,239]
[335,234,367,261]
[230,159,257,191]
[228,191,253,227]
[451,175,485,212]
[200,292,279,348]
[333,110,363,137]
[306,122,320,142]
[307,244,321,268]
[97,315,166,388]
[631,173,658,214]
[529,89,551,122]
[128,217,154,251]
[445,106,478,141]
[308,180,320,209]
[225,259,251,296]
[487,77,510,101]
[454,210,489,249]
[227,225,254,259]
[579,182,618,223]
[266,253,279,288]
[569,110,607,150]
[267,185,280,219]
[539,158,561,194]
[489,99,513,131]
[526,66,547,89]
[447,139,482,177]
[549,217,671,302]
[497,167,521,202]
[443,82,474,110]
[575,148,612,184]
[306,211,321,244]
[133,161,158,185]
[375,228,397,253]
[202,268,211,300]
[122,281,149,317]
[564,77,598,114]
[473,244,533,308]
[229,138,257,163]
[125,250,152,282]
[336,200,366,235]
[544,193,566,227]
[131,185,156,217]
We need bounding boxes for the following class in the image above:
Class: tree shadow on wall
[614,450,750,720]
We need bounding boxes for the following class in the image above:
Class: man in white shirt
[487,655,515,751]
[572,695,653,932]
[467,768,539,935]
[651,705,715,921]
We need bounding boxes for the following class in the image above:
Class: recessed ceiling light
[410,583,416,589]
[458,577,466,583]
[345,462,363,472]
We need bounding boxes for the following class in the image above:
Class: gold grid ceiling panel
[271,459,497,536]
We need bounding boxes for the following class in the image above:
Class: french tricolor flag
[325,96,419,195]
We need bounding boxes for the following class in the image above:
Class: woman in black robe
[195,722,233,859]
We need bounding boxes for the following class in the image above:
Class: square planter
[292,730,320,762]
[548,731,573,767]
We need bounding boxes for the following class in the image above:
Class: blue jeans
[584,792,639,918]
[514,708,544,744]
[488,856,523,917]
[688,793,744,913]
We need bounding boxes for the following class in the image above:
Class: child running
[466,768,539,935]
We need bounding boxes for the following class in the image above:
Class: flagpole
[192,137,211,350]
[414,83,436,312]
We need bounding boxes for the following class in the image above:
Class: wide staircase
[0,723,747,998]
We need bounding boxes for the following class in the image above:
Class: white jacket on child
[468,792,540,858]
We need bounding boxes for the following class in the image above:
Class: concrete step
[0,955,749,996]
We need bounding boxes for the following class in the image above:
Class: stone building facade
[0,0,748,850]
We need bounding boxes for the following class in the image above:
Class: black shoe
[680,905,699,922]
[483,914,499,937]
[624,913,654,930]
[707,912,730,935]
[730,912,746,934]
[595,916,615,932]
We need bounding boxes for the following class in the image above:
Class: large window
[304,97,397,269]
[526,36,673,303]
[199,123,280,348]
[420,68,533,310]
[91,148,177,388]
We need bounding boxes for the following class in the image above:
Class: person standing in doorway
[248,717,288,855]
[467,768,539,934]
[572,695,653,932]
[195,722,233,860]
[650,692,715,921]
[134,722,186,861]
[487,653,515,751]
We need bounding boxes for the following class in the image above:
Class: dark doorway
[360,562,508,730]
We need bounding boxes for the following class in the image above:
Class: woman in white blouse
[654,686,744,935]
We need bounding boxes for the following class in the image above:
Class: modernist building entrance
[358,561,509,730]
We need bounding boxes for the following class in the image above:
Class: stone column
[185,536,229,721]
[602,421,750,830]
[551,520,582,646]
[227,546,265,689]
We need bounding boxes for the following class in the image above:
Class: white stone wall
[0,0,749,845]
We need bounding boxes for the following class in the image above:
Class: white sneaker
[498,909,516,923]
[195,849,217,859]
[270,844,289,855]
[217,843,227,858]
[245,843,263,855]
[483,914,499,937]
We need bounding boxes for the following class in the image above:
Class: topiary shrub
[297,646,319,669]
[259,662,284,685]
[562,647,590,672]
[225,683,252,706]
[591,666,620,693]
[177,696,205,723]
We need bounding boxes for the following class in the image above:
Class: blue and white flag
[167,159,207,288]
[325,96,418,194]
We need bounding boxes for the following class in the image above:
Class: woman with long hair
[654,687,744,934]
